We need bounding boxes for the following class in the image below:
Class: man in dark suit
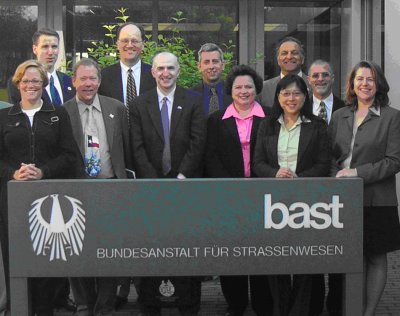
[130,52,206,315]
[191,43,232,114]
[307,59,345,316]
[99,22,156,104]
[99,22,156,309]
[7,28,75,106]
[64,58,131,316]
[259,37,310,108]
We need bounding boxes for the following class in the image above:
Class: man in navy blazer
[191,43,232,114]
[130,52,205,315]
[99,22,156,105]
[7,28,75,106]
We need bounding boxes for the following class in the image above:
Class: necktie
[209,87,219,114]
[160,97,171,175]
[49,75,62,106]
[318,101,328,122]
[127,69,137,105]
[84,106,101,177]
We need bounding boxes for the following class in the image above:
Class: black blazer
[205,105,269,178]
[7,71,75,105]
[253,116,330,178]
[332,95,345,113]
[130,86,206,178]
[99,62,156,102]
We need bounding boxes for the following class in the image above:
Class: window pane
[264,1,342,94]
[0,4,37,101]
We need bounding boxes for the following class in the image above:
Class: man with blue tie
[130,52,206,315]
[192,43,232,115]
[7,28,75,106]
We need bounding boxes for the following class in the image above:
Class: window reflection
[0,5,37,100]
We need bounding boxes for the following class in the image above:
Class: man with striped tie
[7,28,75,106]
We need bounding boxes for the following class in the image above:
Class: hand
[13,163,43,181]
[336,168,357,178]
[276,168,296,178]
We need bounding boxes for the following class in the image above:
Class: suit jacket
[7,71,75,105]
[99,62,156,103]
[329,105,400,206]
[253,116,330,178]
[63,95,132,179]
[258,73,311,109]
[205,105,269,178]
[191,80,233,114]
[130,86,206,178]
[332,95,345,113]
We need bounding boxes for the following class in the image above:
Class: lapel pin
[51,116,59,122]
[109,114,114,119]
[177,106,183,110]
[67,86,72,91]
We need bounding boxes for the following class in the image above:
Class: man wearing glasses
[308,59,344,124]
[307,59,344,316]
[99,22,156,107]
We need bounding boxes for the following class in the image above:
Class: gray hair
[308,59,334,76]
[197,43,224,63]
[73,58,101,80]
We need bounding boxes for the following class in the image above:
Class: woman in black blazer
[329,61,400,316]
[253,74,330,316]
[205,65,271,316]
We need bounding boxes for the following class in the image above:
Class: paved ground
[56,250,400,315]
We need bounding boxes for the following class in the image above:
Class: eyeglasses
[310,72,331,79]
[118,38,143,46]
[20,79,43,86]
[279,90,304,98]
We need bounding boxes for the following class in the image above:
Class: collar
[157,86,176,102]
[350,103,381,116]
[120,60,142,73]
[277,114,311,126]
[204,80,223,89]
[77,94,101,116]
[48,70,57,80]
[9,99,54,115]
[280,70,303,79]
[313,93,333,109]
[222,101,265,120]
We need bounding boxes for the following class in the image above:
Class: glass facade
[264,0,342,94]
[0,2,38,100]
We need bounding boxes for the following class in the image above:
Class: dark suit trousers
[220,275,273,316]
[310,273,343,315]
[70,277,117,316]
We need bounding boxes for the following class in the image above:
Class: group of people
[0,22,399,316]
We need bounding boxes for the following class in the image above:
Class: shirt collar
[156,86,176,103]
[120,59,142,73]
[48,70,57,80]
[370,106,380,116]
[222,101,265,120]
[313,93,333,110]
[280,70,303,79]
[77,94,101,116]
[277,114,311,127]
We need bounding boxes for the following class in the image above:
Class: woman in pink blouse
[205,65,271,316]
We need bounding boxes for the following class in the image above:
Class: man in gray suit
[259,36,310,108]
[63,58,131,316]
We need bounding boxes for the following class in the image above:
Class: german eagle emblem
[28,194,86,261]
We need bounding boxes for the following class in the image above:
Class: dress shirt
[202,81,224,113]
[277,115,310,173]
[77,94,115,178]
[313,93,334,123]
[156,87,176,126]
[45,71,64,104]
[120,60,142,105]
[222,102,265,177]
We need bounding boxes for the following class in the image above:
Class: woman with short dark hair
[205,65,272,315]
